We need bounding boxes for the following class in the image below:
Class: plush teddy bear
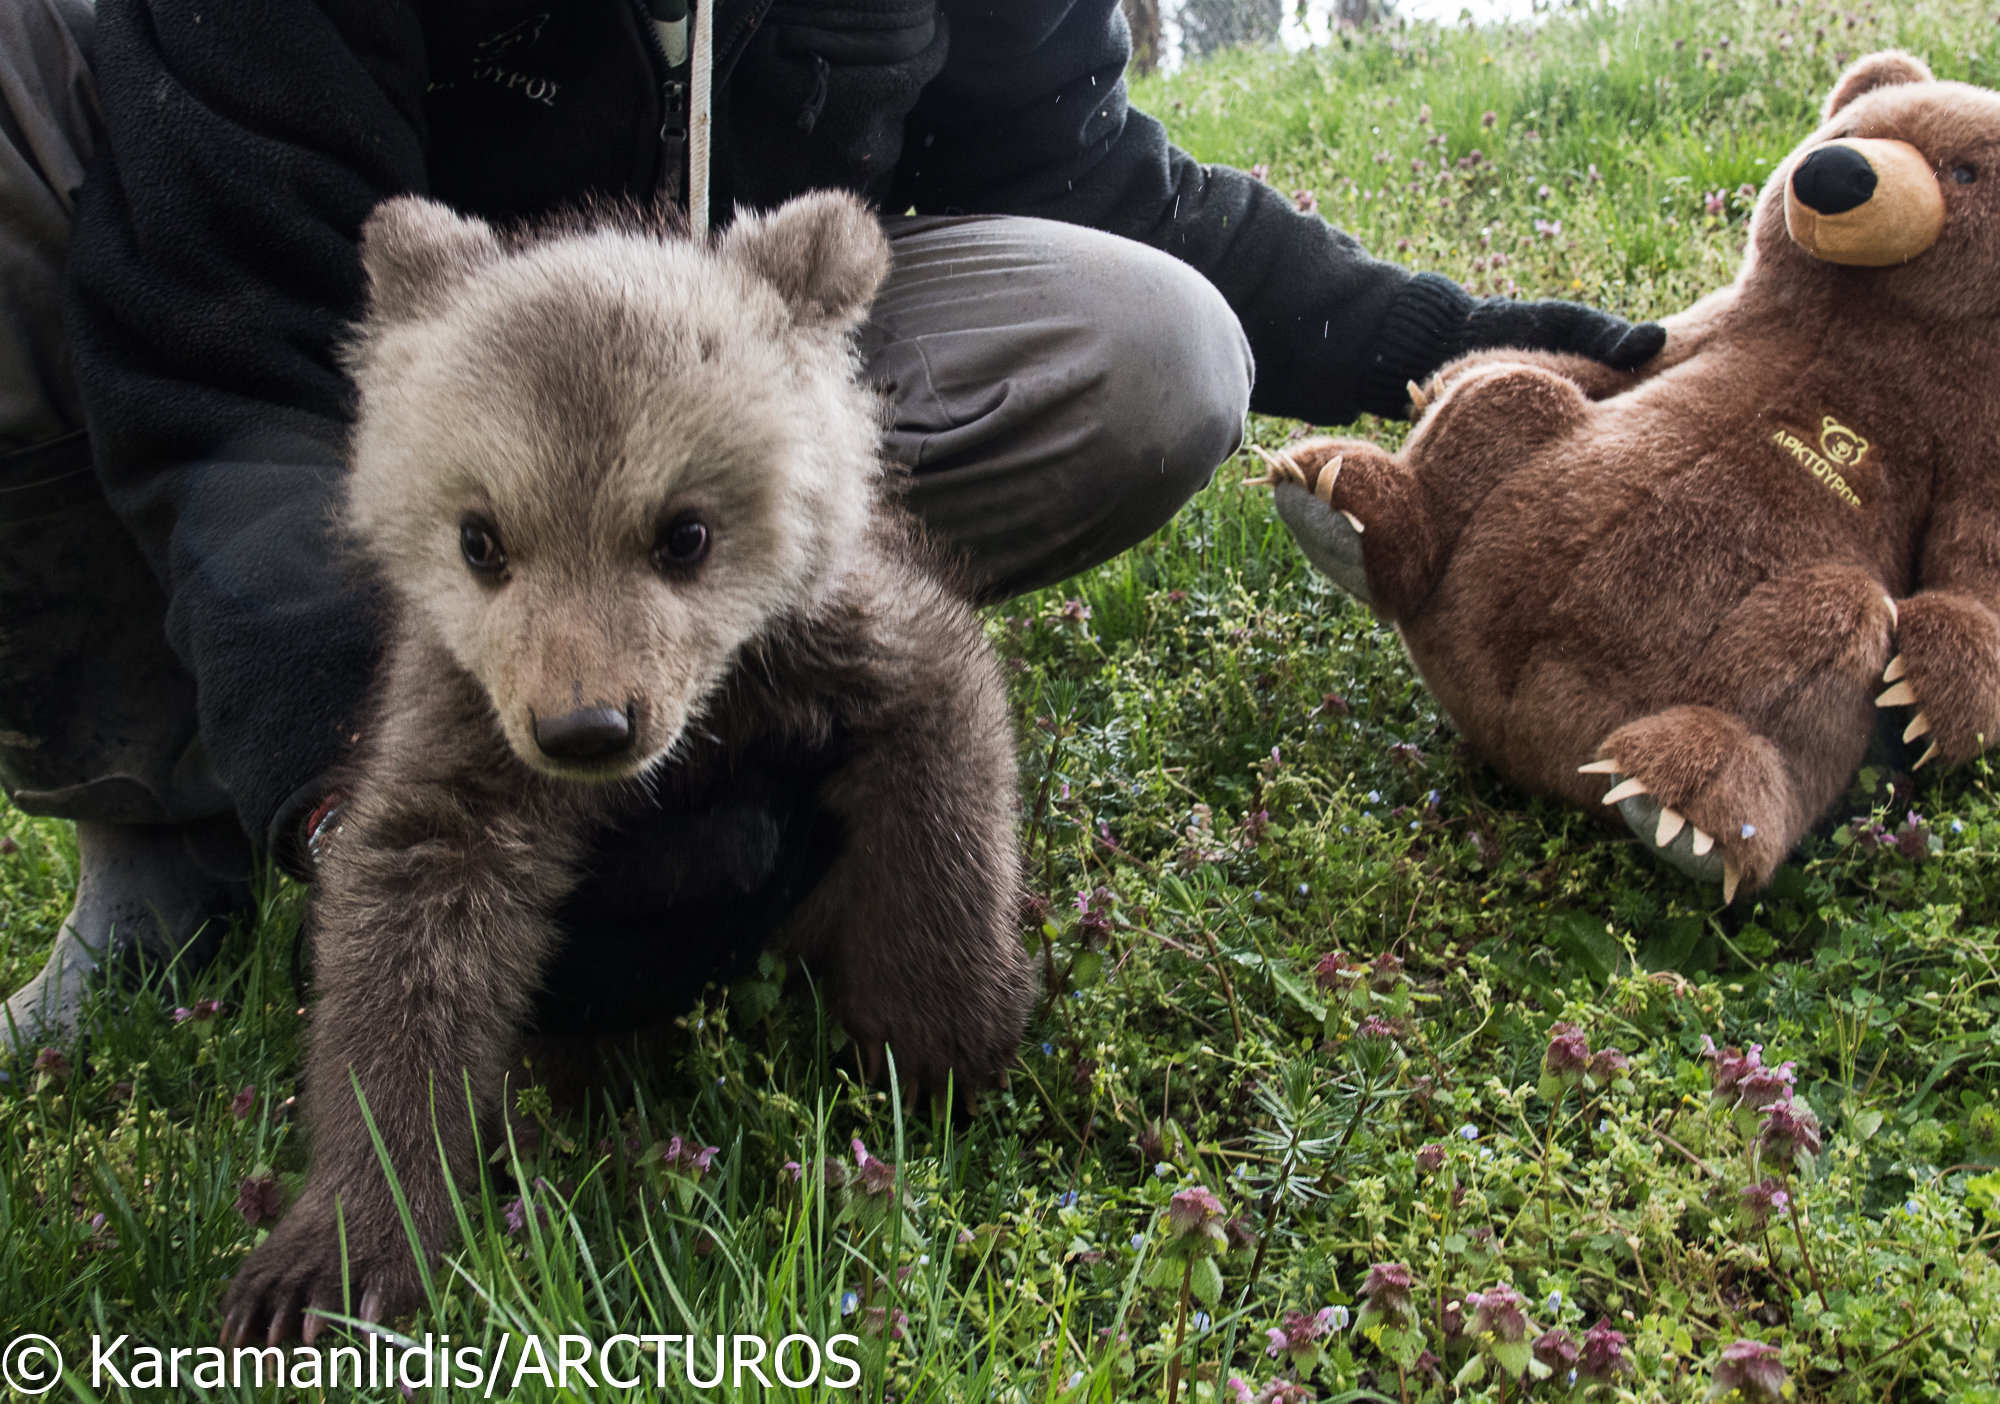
[1272,51,2000,903]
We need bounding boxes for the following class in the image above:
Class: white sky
[1280,0,1549,45]
[1158,1,1555,69]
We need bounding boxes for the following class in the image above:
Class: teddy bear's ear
[1824,50,1934,120]
[358,196,503,322]
[718,191,891,332]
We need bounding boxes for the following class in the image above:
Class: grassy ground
[6,1,2000,1399]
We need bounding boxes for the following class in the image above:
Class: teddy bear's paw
[1875,591,2000,770]
[1254,439,1380,604]
[1582,706,1800,904]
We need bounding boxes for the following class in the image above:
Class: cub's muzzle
[1785,137,1944,266]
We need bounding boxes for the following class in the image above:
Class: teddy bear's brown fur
[1274,52,2000,901]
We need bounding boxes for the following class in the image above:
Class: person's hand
[1359,272,1664,418]
[1455,288,1665,370]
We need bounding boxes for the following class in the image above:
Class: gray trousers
[0,0,1252,833]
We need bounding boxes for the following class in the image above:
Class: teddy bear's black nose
[534,706,633,761]
[1792,144,1879,215]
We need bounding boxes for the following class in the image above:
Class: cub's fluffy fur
[221,193,1031,1342]
[1275,53,2000,902]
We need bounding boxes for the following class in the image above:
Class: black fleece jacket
[62,0,1475,854]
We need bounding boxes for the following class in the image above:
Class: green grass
[6,1,2000,1399]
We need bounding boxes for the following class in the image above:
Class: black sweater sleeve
[894,0,1433,425]
[64,0,430,853]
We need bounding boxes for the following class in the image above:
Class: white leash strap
[689,0,714,240]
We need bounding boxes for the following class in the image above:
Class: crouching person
[1,0,1660,1060]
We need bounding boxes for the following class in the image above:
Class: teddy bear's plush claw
[1603,785,1730,888]
[1655,807,1686,846]
[1600,777,1648,805]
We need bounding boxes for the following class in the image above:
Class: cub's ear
[358,196,503,321]
[1825,50,1934,120]
[718,191,891,332]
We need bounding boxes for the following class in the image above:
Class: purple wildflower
[1264,1307,1343,1368]
[1533,1328,1580,1372]
[1368,951,1405,991]
[1355,1262,1418,1333]
[173,998,223,1025]
[1075,886,1114,943]
[1587,1047,1631,1086]
[851,1138,896,1198]
[1758,1102,1823,1164]
[235,1174,285,1228]
[860,1306,909,1341]
[1545,1022,1590,1086]
[30,1046,70,1086]
[1708,1339,1786,1401]
[1702,1039,1794,1113]
[1313,950,1363,990]
[1739,1178,1791,1226]
[1166,1185,1228,1254]
[1467,1284,1531,1343]
[1578,1318,1632,1381]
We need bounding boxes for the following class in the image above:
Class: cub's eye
[653,511,712,571]
[459,516,507,575]
[1952,164,1978,184]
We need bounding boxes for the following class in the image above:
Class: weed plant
[3,1,1998,1399]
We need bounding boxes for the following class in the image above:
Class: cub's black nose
[534,706,632,761]
[1792,144,1878,215]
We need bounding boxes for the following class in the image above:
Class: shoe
[1,817,255,1058]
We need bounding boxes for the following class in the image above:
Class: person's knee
[1067,233,1253,500]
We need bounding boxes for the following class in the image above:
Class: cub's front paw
[1878,592,2000,770]
[220,1191,426,1346]
[844,970,1029,1111]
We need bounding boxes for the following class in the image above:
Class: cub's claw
[1655,808,1686,847]
[1577,758,1621,775]
[1407,379,1431,416]
[1721,854,1742,907]
[1904,712,1932,743]
[1690,827,1715,857]
[1601,778,1649,805]
[1877,681,1917,708]
[1915,740,1941,771]
[1882,654,1907,683]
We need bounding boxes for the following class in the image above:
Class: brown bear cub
[1271,51,2000,903]
[220,192,1032,1343]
